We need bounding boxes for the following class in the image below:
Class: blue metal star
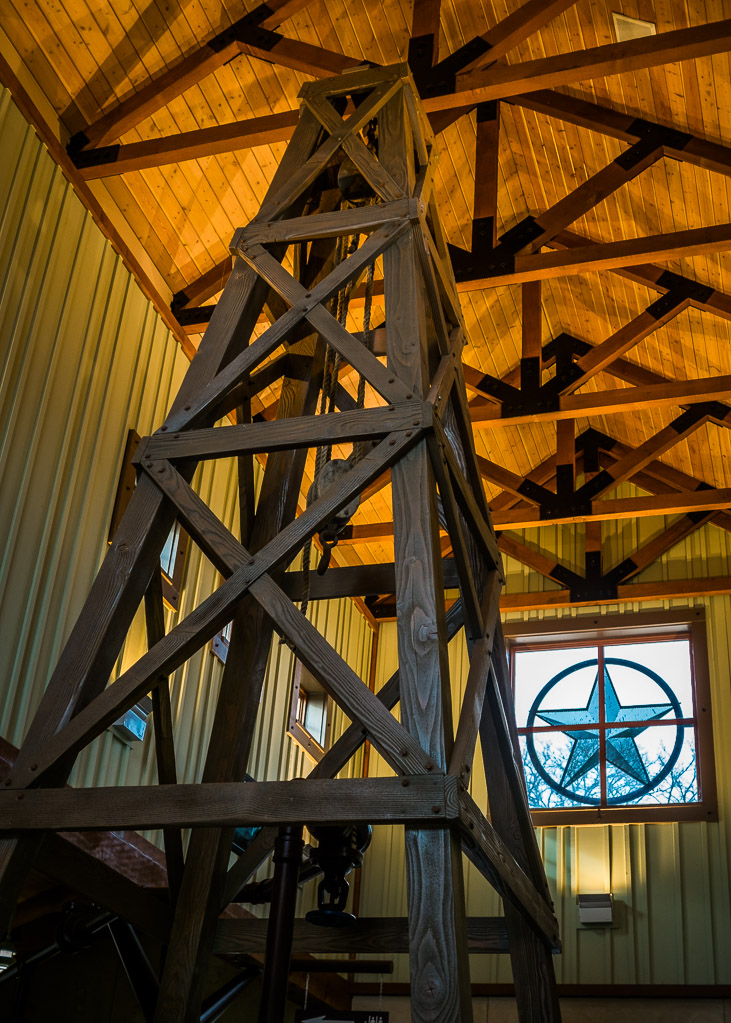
[537,666,674,788]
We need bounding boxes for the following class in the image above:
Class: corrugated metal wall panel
[362,519,731,985]
[0,88,374,896]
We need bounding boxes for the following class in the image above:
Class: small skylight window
[612,12,656,42]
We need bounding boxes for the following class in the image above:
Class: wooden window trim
[109,428,188,611]
[287,660,333,763]
[211,620,232,663]
[505,608,718,825]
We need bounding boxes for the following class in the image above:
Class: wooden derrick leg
[0,471,179,930]
[0,104,327,933]
[144,570,185,902]
[479,627,562,1022]
[153,337,325,1023]
[381,88,472,1023]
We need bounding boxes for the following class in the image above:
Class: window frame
[211,619,232,663]
[109,428,188,611]
[505,608,718,825]
[287,660,333,763]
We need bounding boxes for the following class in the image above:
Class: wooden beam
[508,88,731,182]
[408,0,442,71]
[440,19,731,111]
[520,280,541,391]
[605,512,716,585]
[379,86,473,1022]
[143,573,184,902]
[498,534,580,589]
[492,488,731,529]
[559,295,690,394]
[77,110,301,179]
[257,0,318,28]
[278,560,461,601]
[143,403,424,461]
[501,575,731,612]
[473,101,500,247]
[518,140,664,256]
[215,916,510,955]
[555,419,574,495]
[461,0,580,72]
[74,101,481,180]
[0,777,459,831]
[458,792,559,948]
[237,35,363,77]
[460,223,731,289]
[470,375,731,426]
[174,258,233,311]
[583,409,709,499]
[72,7,357,150]
[449,572,502,777]
[548,230,731,321]
[476,456,544,505]
[585,519,602,579]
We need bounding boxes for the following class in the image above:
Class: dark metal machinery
[0,65,561,1022]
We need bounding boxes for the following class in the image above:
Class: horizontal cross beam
[0,777,458,831]
[500,575,731,612]
[470,376,731,426]
[214,916,510,955]
[444,19,731,110]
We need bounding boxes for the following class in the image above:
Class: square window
[506,609,717,824]
[287,661,333,762]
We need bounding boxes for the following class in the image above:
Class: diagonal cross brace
[13,428,435,787]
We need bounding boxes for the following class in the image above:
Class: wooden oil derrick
[0,64,561,1022]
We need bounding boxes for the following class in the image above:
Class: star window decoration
[525,658,683,806]
[506,615,718,823]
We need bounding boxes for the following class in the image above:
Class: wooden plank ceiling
[4,0,731,613]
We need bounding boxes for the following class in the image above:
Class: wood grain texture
[447,19,731,107]
[508,88,731,180]
[380,85,473,1023]
[144,572,184,902]
[0,777,458,830]
[145,403,423,461]
[215,915,509,955]
[464,0,581,70]
[461,224,731,289]
[457,795,559,949]
[221,598,467,907]
[471,376,731,426]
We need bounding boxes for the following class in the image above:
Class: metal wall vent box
[578,893,614,925]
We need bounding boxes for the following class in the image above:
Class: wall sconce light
[578,893,614,925]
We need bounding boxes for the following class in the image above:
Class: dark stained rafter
[447,19,731,107]
[68,0,360,152]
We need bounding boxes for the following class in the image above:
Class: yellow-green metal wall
[0,88,373,840]
[361,498,731,985]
